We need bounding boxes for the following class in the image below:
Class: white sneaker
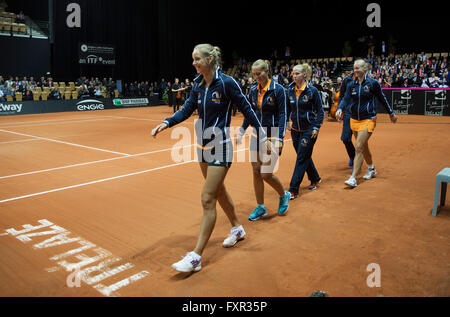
[363,167,377,180]
[223,225,246,248]
[171,251,202,272]
[344,176,358,188]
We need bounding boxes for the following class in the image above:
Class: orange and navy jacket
[287,82,324,132]
[239,79,287,142]
[338,74,394,121]
[164,69,265,147]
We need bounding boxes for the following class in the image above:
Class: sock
[190,251,201,259]
[368,164,374,170]
[258,204,266,209]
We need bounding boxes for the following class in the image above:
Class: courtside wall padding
[1,90,449,116]
[0,96,161,116]
[379,88,450,116]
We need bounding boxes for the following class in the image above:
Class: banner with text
[0,97,161,116]
[79,43,116,66]
[380,88,450,116]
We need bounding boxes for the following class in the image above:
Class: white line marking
[45,267,60,272]
[0,138,40,144]
[0,160,195,203]
[0,144,195,179]
[0,116,111,127]
[0,139,292,203]
[0,129,131,156]
[103,115,162,122]
[94,270,150,297]
[0,117,118,129]
[105,115,196,124]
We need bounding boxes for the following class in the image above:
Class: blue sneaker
[278,191,291,215]
[248,205,267,221]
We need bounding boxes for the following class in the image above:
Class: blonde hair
[354,59,370,72]
[252,59,271,77]
[194,43,223,70]
[293,63,312,80]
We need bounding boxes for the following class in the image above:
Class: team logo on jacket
[290,97,295,103]
[212,91,222,103]
[266,96,274,105]
[300,138,309,147]
[302,95,309,103]
[364,85,370,92]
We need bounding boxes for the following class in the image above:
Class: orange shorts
[350,118,377,132]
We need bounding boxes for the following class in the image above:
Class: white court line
[0,129,131,157]
[0,139,291,203]
[0,138,40,145]
[0,116,107,127]
[0,117,118,129]
[103,115,162,122]
[0,160,195,203]
[0,143,195,180]
[0,138,292,179]
[105,115,196,124]
[0,147,250,203]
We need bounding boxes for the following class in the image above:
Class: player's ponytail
[194,43,223,70]
[293,63,312,80]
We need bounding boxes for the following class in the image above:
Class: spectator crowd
[2,51,448,104]
[366,52,449,88]
[0,75,118,101]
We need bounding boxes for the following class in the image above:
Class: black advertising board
[380,88,450,116]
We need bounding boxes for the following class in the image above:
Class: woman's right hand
[335,109,343,121]
[151,122,168,138]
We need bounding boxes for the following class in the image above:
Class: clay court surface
[0,106,449,297]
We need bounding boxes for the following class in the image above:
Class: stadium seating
[2,21,11,31]
[0,9,26,34]
[32,90,41,101]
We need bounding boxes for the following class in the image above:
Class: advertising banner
[79,43,116,66]
[0,99,113,116]
[0,96,161,116]
[380,88,450,116]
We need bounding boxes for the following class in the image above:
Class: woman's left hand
[266,140,283,154]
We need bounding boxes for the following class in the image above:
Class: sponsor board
[113,98,149,107]
[0,103,23,115]
[425,90,448,116]
[381,89,450,116]
[76,99,105,111]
